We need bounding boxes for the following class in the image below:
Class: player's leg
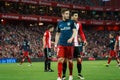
[44,48,48,71]
[26,56,32,66]
[68,46,73,80]
[25,51,32,64]
[57,46,65,80]
[106,50,112,67]
[118,51,120,63]
[20,56,25,65]
[47,48,54,72]
[118,50,120,57]
[57,57,64,80]
[77,58,82,75]
[20,51,26,65]
[62,58,67,80]
[75,46,84,79]
[114,51,120,66]
[68,59,73,80]
[118,49,120,67]
[77,57,84,79]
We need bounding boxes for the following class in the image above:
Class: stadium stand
[0,0,120,60]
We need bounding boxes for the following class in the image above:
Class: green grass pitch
[0,60,120,80]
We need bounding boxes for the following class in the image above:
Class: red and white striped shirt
[74,21,86,46]
[116,36,120,50]
[43,30,51,48]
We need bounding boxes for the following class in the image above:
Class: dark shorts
[73,46,81,58]
[57,45,73,59]
[44,48,51,58]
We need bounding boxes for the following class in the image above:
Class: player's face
[109,34,113,38]
[62,11,70,20]
[50,27,54,32]
[72,13,78,21]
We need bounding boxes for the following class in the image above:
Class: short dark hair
[71,11,78,16]
[110,33,114,37]
[61,8,69,14]
[48,24,54,29]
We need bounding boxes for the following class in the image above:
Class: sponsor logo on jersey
[61,27,71,30]
[67,22,70,26]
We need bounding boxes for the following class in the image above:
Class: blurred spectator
[0,22,119,59]
[0,1,120,21]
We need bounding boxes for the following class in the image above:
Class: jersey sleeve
[56,22,61,32]
[78,22,86,42]
[44,31,48,37]
[71,20,76,30]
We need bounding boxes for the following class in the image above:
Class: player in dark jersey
[43,24,54,72]
[62,12,87,80]
[54,9,77,80]
[106,33,120,67]
[19,36,32,66]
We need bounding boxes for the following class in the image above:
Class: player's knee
[68,59,73,63]
[109,56,112,58]
[58,58,64,63]
[77,58,82,63]
[64,58,67,63]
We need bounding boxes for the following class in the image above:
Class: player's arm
[55,32,60,46]
[27,41,30,49]
[67,21,77,43]
[54,23,61,52]
[42,34,46,49]
[54,32,60,52]
[114,36,118,51]
[51,41,54,44]
[67,29,77,43]
[83,42,86,53]
[55,23,61,46]
[78,22,88,46]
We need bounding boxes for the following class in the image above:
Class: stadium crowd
[0,1,120,21]
[43,0,104,6]
[0,23,118,59]
[0,23,47,59]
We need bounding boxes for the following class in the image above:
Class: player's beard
[63,16,69,20]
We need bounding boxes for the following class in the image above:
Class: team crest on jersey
[67,22,70,26]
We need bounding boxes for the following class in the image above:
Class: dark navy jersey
[79,42,84,52]
[56,19,76,46]
[108,38,116,50]
[21,39,30,51]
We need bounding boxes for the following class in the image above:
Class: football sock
[116,57,120,64]
[58,62,63,78]
[45,59,48,70]
[77,62,82,74]
[63,61,67,76]
[48,59,51,70]
[27,57,31,64]
[69,62,73,75]
[108,58,112,64]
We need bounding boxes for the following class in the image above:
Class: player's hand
[114,48,116,51]
[67,38,73,43]
[42,46,44,52]
[84,41,88,46]
[54,45,57,52]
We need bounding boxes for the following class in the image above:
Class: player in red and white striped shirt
[62,11,87,80]
[43,24,54,72]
